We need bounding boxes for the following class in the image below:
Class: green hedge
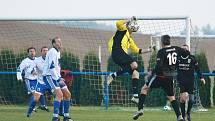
[79,52,102,105]
[0,49,27,103]
[61,51,81,104]
[195,52,211,107]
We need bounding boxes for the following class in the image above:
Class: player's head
[126,19,139,33]
[41,46,48,57]
[181,44,189,51]
[52,36,62,50]
[27,47,36,58]
[181,44,190,55]
[161,35,171,47]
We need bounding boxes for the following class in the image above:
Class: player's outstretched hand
[140,48,151,54]
[200,78,206,85]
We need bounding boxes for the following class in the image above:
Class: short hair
[27,47,36,53]
[41,46,48,52]
[161,35,170,46]
[51,36,61,45]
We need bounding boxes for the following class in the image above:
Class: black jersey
[154,46,183,76]
[177,54,203,82]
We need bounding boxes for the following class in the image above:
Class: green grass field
[0,106,215,121]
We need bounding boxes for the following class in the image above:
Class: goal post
[0,16,194,108]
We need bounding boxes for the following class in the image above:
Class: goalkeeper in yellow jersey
[108,16,150,103]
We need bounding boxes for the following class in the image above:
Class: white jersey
[17,57,37,80]
[35,56,46,84]
[42,48,61,80]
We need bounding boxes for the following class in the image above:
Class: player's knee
[55,89,63,101]
[180,92,188,103]
[63,90,71,100]
[141,84,149,95]
[33,93,41,102]
[132,70,139,79]
[130,62,138,70]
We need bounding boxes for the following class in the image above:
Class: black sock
[171,100,181,118]
[138,94,146,110]
[187,100,193,114]
[180,102,186,118]
[112,70,126,78]
[111,73,116,78]
[116,70,125,76]
[132,78,139,95]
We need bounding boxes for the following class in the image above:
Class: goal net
[0,17,202,109]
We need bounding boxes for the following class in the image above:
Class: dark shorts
[178,80,194,94]
[112,50,134,74]
[146,75,175,96]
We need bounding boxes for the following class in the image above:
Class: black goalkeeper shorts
[111,49,134,74]
[146,75,175,96]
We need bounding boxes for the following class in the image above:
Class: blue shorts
[35,82,52,95]
[43,76,67,92]
[25,79,37,94]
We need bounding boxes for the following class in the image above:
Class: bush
[0,49,27,104]
[80,52,102,105]
[61,51,81,104]
[195,52,211,107]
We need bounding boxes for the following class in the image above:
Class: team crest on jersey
[188,59,191,63]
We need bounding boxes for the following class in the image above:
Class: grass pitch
[0,106,214,121]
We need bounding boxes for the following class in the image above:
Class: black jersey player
[133,35,184,121]
[178,44,205,121]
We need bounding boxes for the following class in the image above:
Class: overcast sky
[0,0,214,27]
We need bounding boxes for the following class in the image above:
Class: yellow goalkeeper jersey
[108,20,140,54]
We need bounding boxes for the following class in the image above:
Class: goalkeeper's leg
[131,62,139,95]
[107,69,126,85]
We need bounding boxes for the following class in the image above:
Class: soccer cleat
[107,74,114,85]
[33,108,37,112]
[133,109,143,120]
[59,113,64,117]
[177,115,184,121]
[52,117,60,121]
[131,96,139,105]
[39,106,50,112]
[63,117,74,121]
[187,113,191,121]
[26,114,31,118]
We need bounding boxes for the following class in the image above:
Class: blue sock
[53,100,61,118]
[63,100,71,117]
[39,95,46,107]
[59,101,64,115]
[27,96,36,116]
